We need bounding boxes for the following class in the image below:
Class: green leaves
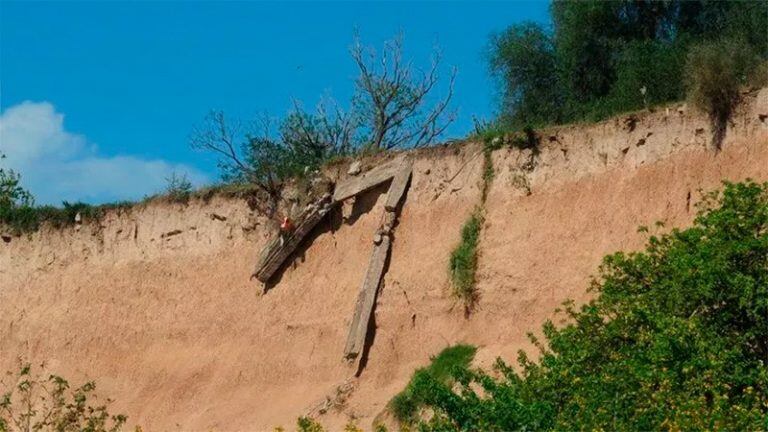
[416,181,768,431]
[449,212,483,309]
[1,364,127,432]
[391,345,477,424]
[490,1,768,128]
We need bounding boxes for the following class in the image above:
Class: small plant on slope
[1,363,128,432]
[449,212,483,311]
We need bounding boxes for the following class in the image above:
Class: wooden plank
[332,156,406,202]
[343,235,391,360]
[384,163,412,211]
[253,194,334,282]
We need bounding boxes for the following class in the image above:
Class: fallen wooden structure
[332,156,407,202]
[250,156,413,363]
[252,193,334,282]
[343,235,391,359]
[343,162,412,362]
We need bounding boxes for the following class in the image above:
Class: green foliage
[391,345,477,424]
[192,109,344,197]
[0,153,34,233]
[194,35,454,199]
[413,181,768,431]
[507,126,539,152]
[491,1,768,128]
[685,37,763,148]
[449,212,482,308]
[489,23,563,128]
[481,149,494,200]
[749,59,768,89]
[0,154,33,211]
[1,200,111,235]
[1,363,127,432]
[342,422,362,432]
[471,118,507,151]
[0,152,145,234]
[296,417,324,432]
[581,39,686,122]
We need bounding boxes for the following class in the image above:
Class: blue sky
[1,1,550,204]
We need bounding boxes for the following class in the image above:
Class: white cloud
[0,101,209,205]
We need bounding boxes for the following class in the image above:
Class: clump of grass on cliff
[449,211,482,309]
[390,344,477,424]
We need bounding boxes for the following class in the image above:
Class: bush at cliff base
[413,181,768,431]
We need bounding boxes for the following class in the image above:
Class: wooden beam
[343,234,391,360]
[333,156,406,202]
[252,194,334,282]
[384,163,412,211]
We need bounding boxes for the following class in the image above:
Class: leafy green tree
[491,0,768,127]
[489,23,563,128]
[412,181,768,431]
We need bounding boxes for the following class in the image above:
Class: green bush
[414,181,768,431]
[491,1,768,129]
[449,212,483,308]
[296,417,324,432]
[390,344,477,424]
[686,38,762,148]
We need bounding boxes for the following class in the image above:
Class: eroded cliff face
[2,90,767,431]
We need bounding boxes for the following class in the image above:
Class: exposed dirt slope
[2,90,767,431]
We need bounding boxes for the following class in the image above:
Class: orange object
[280,217,294,232]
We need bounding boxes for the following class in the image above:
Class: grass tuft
[390,344,477,424]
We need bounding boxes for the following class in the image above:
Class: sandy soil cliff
[2,90,767,431]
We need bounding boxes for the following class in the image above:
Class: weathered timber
[384,163,412,211]
[253,194,334,282]
[344,234,391,360]
[333,156,406,202]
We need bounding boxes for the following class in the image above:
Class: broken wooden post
[333,156,406,202]
[384,162,412,211]
[342,160,413,362]
[343,234,391,360]
[252,193,334,282]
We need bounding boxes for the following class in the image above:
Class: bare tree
[189,111,284,202]
[351,34,457,150]
[189,111,252,182]
[189,105,353,216]
[190,34,457,217]
[283,97,358,158]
